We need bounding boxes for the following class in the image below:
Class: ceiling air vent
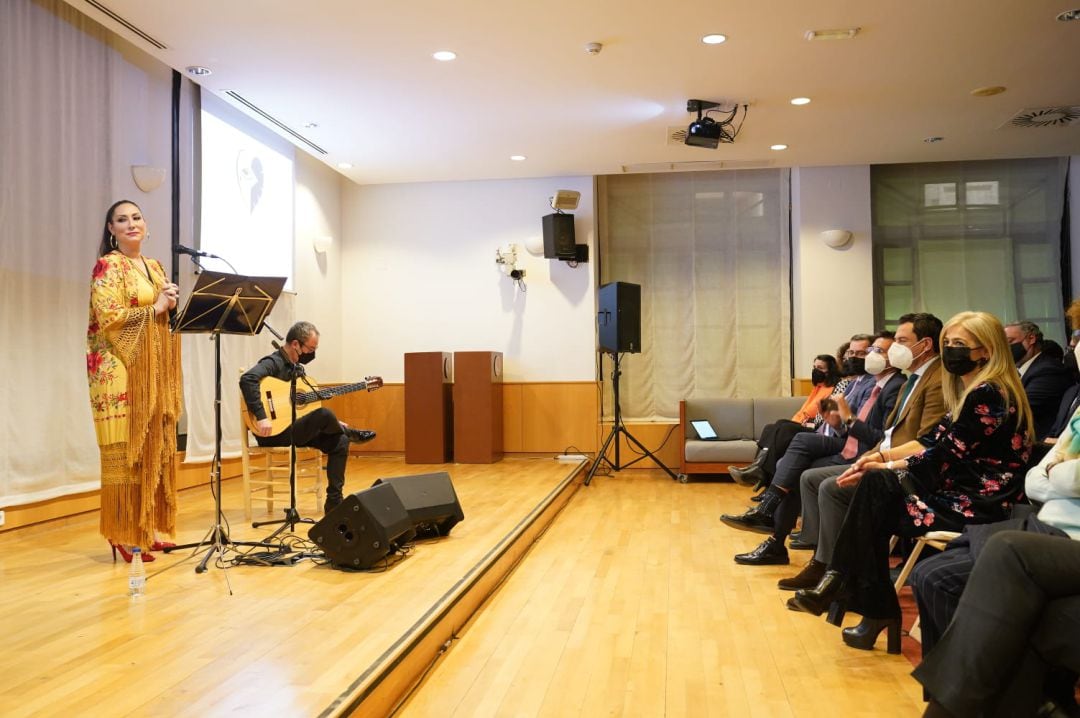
[1002,106,1080,129]
[83,0,168,49]
[224,91,328,155]
[668,126,688,146]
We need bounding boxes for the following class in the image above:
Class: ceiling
[66,0,1080,185]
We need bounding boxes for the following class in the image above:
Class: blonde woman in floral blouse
[87,200,182,562]
[790,311,1034,653]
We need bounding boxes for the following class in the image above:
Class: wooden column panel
[404,352,454,463]
[453,351,503,463]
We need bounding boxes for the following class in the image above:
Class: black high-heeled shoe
[841,616,901,654]
[791,570,848,625]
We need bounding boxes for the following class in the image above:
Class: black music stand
[164,270,287,574]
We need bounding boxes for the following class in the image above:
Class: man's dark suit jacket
[846,370,907,455]
[1022,352,1076,440]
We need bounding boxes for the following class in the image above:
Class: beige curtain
[0,0,117,504]
[597,169,792,421]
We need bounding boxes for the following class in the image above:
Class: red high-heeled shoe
[109,541,156,563]
[150,540,175,551]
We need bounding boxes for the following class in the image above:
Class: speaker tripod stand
[585,351,678,486]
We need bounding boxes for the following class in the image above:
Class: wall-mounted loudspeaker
[597,281,641,354]
[372,471,464,538]
[542,213,577,260]
[308,483,416,569]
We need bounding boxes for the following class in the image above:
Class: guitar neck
[296,381,367,404]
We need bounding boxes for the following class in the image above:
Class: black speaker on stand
[308,483,416,569]
[587,281,677,485]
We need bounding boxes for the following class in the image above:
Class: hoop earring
[110,234,117,249]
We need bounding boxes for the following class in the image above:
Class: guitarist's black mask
[298,350,316,365]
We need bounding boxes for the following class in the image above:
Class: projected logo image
[236,150,264,214]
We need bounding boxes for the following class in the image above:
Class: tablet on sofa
[690,419,719,440]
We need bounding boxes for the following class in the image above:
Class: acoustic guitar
[243,375,383,437]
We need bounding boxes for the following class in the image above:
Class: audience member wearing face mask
[789,311,1034,655]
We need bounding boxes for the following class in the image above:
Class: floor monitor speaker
[372,471,464,538]
[597,281,641,353]
[308,483,416,569]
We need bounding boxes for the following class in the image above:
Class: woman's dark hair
[835,341,850,366]
[814,353,841,386]
[98,199,140,257]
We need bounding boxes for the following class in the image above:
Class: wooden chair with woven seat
[239,374,326,521]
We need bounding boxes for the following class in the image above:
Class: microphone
[174,244,218,259]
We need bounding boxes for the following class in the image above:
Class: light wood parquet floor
[399,469,926,718]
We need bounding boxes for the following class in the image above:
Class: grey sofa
[678,396,806,482]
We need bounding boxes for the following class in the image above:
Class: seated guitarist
[240,321,375,514]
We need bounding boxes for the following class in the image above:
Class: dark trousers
[911,515,1069,658]
[768,432,850,541]
[255,407,349,507]
[913,531,1080,717]
[757,420,813,478]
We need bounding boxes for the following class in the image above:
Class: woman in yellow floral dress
[87,200,183,562]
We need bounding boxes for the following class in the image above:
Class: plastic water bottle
[128,548,147,597]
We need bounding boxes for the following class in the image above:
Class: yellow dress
[86,251,183,547]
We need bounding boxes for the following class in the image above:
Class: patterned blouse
[901,382,1031,531]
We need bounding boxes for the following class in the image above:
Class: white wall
[293,152,345,380]
[340,177,597,382]
[791,165,875,373]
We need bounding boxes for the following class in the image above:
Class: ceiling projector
[684,99,747,149]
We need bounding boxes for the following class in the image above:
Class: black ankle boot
[790,570,848,623]
[777,558,827,591]
[728,448,768,486]
[734,536,789,565]
[720,487,783,533]
[842,616,901,654]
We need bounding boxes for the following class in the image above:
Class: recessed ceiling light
[804,28,859,41]
[433,50,457,62]
[924,136,944,144]
[510,155,527,161]
[770,144,788,151]
[970,86,1006,97]
[1056,9,1080,21]
[336,162,353,169]
[701,34,727,45]
[185,66,212,76]
[790,97,811,106]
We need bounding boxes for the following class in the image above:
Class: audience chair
[894,530,962,641]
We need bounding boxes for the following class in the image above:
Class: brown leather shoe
[777,558,826,591]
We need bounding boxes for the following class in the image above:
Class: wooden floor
[0,462,927,718]
[0,456,580,718]
[400,470,926,718]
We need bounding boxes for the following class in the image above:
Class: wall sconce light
[820,229,853,249]
[524,235,546,257]
[313,235,333,253]
[131,165,167,193]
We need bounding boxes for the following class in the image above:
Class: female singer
[86,200,183,562]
